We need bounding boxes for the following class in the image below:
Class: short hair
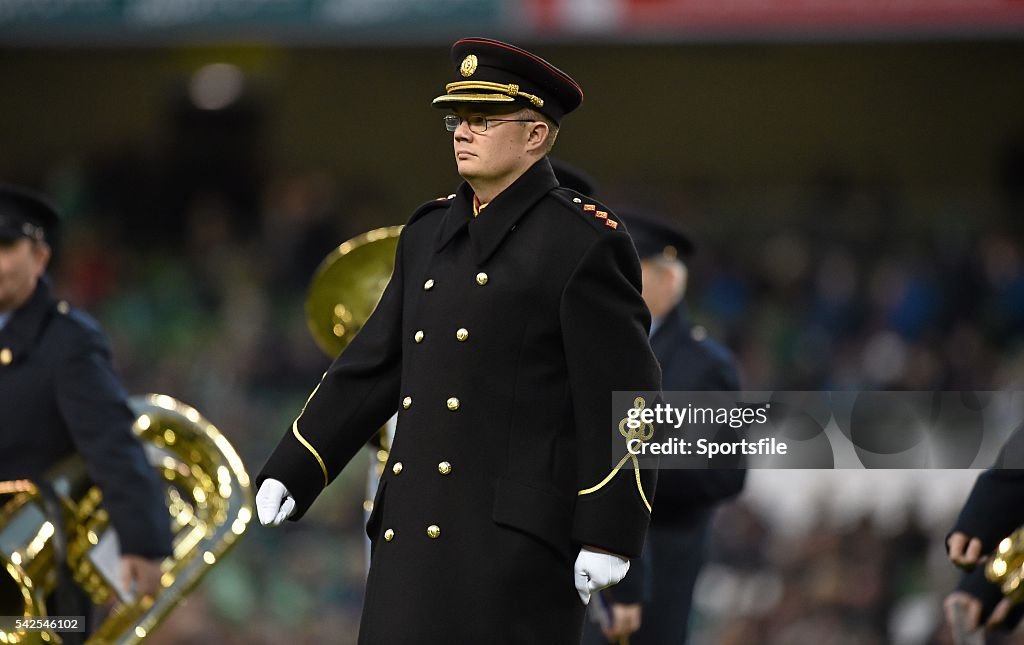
[524,108,559,154]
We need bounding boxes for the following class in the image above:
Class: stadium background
[2,1,1024,642]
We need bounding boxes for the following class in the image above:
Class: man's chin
[456,160,480,180]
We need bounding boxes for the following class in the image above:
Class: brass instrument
[305,226,403,359]
[0,394,253,644]
[986,528,1024,602]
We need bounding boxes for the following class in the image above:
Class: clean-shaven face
[450,106,538,186]
[0,237,49,313]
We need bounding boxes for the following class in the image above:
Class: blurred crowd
[16,142,1024,642]
[693,500,963,645]
[697,207,1024,393]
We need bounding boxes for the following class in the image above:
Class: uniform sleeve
[55,328,172,559]
[949,468,1024,552]
[257,233,407,520]
[949,428,1024,551]
[560,233,662,559]
[611,351,743,603]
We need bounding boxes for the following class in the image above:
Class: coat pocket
[365,480,388,541]
[492,477,575,563]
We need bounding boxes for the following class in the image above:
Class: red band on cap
[455,38,584,100]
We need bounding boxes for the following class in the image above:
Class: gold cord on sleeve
[577,397,653,513]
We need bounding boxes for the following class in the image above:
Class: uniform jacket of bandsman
[259,37,662,644]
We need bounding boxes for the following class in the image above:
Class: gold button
[402,396,412,409]
[427,525,441,539]
[456,328,469,342]
[446,397,460,411]
[414,330,425,343]
[57,300,70,314]
[438,461,452,475]
[363,500,374,512]
[0,348,10,365]
[424,279,435,290]
[392,462,403,475]
[384,529,395,542]
[476,272,488,286]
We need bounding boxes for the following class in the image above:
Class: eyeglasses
[444,114,535,134]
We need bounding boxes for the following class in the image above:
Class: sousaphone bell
[305,226,404,359]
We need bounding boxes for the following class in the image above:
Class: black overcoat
[0,277,171,558]
[259,158,662,644]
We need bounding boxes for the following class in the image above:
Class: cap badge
[460,54,478,78]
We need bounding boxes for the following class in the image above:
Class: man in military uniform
[0,184,171,628]
[256,38,662,643]
[584,211,745,644]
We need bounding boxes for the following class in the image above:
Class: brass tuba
[0,394,253,644]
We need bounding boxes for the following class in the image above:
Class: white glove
[255,478,296,527]
[573,547,630,605]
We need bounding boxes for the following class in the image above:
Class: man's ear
[31,241,51,275]
[525,120,550,153]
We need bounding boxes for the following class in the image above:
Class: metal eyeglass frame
[444,114,536,134]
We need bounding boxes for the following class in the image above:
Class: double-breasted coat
[259,158,662,644]
[0,277,171,559]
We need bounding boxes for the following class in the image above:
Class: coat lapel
[468,158,559,265]
[434,185,475,253]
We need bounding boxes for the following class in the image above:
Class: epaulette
[48,298,105,339]
[550,187,623,232]
[407,193,457,226]
[55,299,96,328]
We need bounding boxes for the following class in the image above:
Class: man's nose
[454,119,473,140]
